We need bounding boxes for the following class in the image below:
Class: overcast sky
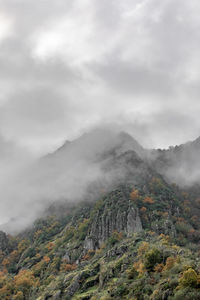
[0,0,200,154]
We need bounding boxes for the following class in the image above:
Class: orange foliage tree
[140,207,147,213]
[130,189,140,201]
[60,261,77,272]
[143,196,155,204]
[163,257,176,271]
[14,269,38,297]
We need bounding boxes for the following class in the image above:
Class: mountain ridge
[1,130,200,299]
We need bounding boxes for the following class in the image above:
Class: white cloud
[0,12,13,42]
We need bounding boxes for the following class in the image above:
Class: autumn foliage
[143,196,155,204]
[60,260,77,272]
[130,189,140,201]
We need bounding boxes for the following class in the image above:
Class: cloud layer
[0,128,144,232]
[1,0,200,232]
[0,0,200,153]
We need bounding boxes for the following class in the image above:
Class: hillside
[1,132,200,299]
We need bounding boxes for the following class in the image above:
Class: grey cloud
[0,86,85,154]
[133,111,200,149]
[0,87,66,131]
[0,40,77,83]
[0,128,141,232]
[0,0,200,230]
[91,59,175,98]
[0,0,199,153]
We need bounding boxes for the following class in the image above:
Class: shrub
[13,291,23,300]
[163,257,176,271]
[82,250,95,261]
[63,227,75,242]
[133,260,145,275]
[107,231,123,246]
[173,288,200,300]
[179,268,198,288]
[137,241,149,256]
[14,269,38,297]
[154,263,164,273]
[175,222,192,236]
[76,219,90,241]
[127,266,138,279]
[115,284,128,296]
[144,248,162,271]
[60,263,77,272]
[130,189,140,201]
[143,197,155,204]
[100,296,112,300]
[140,207,147,213]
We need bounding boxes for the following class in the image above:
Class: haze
[0,0,200,232]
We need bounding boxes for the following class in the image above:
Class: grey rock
[64,274,81,297]
[83,236,96,251]
[62,251,70,263]
[84,189,143,248]
[0,231,8,252]
[52,290,61,300]
[127,206,142,233]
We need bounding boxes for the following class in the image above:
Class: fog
[0,0,200,232]
[0,127,143,233]
[151,137,200,187]
[1,125,200,233]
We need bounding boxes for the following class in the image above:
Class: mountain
[1,131,200,299]
[151,136,200,186]
[0,129,148,233]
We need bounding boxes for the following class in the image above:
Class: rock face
[127,207,142,233]
[151,216,177,238]
[84,188,142,250]
[0,231,9,252]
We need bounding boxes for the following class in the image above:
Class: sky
[0,0,200,231]
[0,0,200,155]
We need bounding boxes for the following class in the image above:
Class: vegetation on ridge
[0,175,200,299]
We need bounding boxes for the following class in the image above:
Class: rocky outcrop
[64,274,81,297]
[127,206,142,233]
[0,231,9,252]
[84,188,142,250]
[151,216,177,238]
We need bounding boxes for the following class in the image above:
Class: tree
[140,207,147,213]
[137,242,149,257]
[17,239,29,253]
[130,189,140,201]
[143,196,155,204]
[179,268,198,288]
[163,257,176,271]
[14,269,38,297]
[144,248,162,272]
[13,291,23,300]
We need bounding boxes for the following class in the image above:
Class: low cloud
[0,1,200,231]
[0,128,139,233]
